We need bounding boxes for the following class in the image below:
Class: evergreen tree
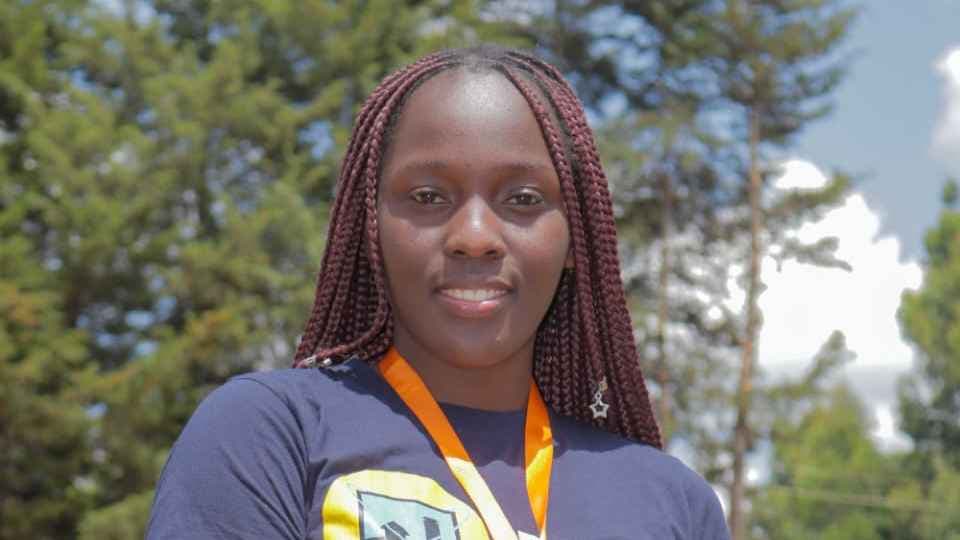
[3,0,877,536]
[492,0,747,449]
[745,183,960,540]
[600,98,738,444]
[1,1,520,536]
[481,21,861,539]
[899,180,960,469]
[753,334,896,540]
[0,1,98,537]
[757,383,896,540]
[893,180,960,539]
[701,2,856,535]
[753,327,960,540]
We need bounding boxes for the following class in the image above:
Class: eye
[410,188,448,205]
[505,190,544,206]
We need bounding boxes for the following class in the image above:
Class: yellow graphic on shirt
[322,469,490,540]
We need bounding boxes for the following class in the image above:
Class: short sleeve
[685,472,731,540]
[146,377,309,540]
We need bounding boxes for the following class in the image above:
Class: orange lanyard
[378,347,553,540]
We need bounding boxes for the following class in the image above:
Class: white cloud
[933,46,960,174]
[773,159,830,190]
[755,160,922,451]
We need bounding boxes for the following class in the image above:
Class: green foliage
[888,188,960,540]
[941,178,957,208]
[0,2,99,538]
[77,490,153,540]
[756,384,892,540]
[0,274,96,539]
[751,186,960,540]
[0,1,521,537]
[898,205,960,467]
[754,363,960,540]
[918,459,960,538]
[709,0,857,145]
[703,4,856,535]
[1,1,885,538]
[506,15,859,535]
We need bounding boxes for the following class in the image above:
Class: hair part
[293,45,662,448]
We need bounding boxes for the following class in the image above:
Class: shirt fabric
[147,358,730,540]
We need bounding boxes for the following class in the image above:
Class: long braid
[294,57,455,363]
[298,53,455,352]
[293,45,662,448]
[535,72,660,445]
[501,53,661,445]
[498,67,616,427]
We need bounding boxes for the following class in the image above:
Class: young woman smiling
[147,45,730,540]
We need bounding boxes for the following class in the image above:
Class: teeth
[442,289,506,302]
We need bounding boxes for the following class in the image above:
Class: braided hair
[293,45,662,448]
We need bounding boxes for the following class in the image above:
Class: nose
[444,196,506,259]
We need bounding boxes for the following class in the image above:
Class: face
[377,69,572,372]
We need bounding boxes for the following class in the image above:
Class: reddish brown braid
[293,45,662,448]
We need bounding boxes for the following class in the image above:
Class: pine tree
[76,1,517,535]
[494,0,746,448]
[2,1,520,536]
[757,384,895,540]
[899,179,960,469]
[893,180,960,539]
[0,1,101,537]
[752,333,898,539]
[702,2,856,535]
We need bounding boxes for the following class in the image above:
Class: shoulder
[210,359,384,416]
[166,369,328,456]
[554,414,710,491]
[551,414,729,539]
[149,366,375,540]
[175,360,388,455]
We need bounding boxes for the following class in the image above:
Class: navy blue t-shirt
[147,358,729,539]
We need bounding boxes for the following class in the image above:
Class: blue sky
[796,1,960,258]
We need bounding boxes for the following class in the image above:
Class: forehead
[383,68,555,174]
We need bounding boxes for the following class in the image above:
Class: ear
[564,248,574,269]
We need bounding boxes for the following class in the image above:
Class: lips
[435,284,512,318]
[439,288,509,302]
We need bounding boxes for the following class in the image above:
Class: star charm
[589,395,609,419]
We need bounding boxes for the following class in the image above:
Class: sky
[755,2,960,453]
[795,2,960,258]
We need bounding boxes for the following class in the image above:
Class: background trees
[5,1,954,539]
[703,2,856,533]
[899,180,960,471]
[1,3,99,537]
[892,180,960,540]
[0,1,515,536]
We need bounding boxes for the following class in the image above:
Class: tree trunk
[656,169,673,439]
[729,106,762,540]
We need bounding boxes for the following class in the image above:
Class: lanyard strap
[378,347,553,540]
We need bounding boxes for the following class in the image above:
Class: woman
[147,45,729,540]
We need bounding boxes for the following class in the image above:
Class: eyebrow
[389,159,557,177]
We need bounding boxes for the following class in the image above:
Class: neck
[389,336,534,412]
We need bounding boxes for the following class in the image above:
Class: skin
[378,69,572,411]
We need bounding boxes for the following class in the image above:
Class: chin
[442,338,529,371]
[444,348,507,370]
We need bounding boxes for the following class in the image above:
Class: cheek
[378,212,442,293]
[536,215,570,261]
[514,216,570,280]
[377,211,414,284]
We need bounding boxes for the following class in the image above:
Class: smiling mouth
[439,288,509,302]
[436,288,511,318]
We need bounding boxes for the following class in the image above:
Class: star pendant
[589,396,609,419]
